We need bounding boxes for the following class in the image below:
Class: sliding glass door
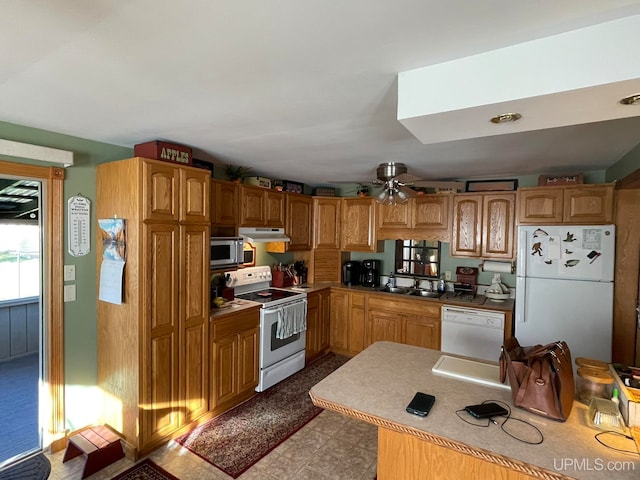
[0,178,42,466]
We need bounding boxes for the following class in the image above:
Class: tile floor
[46,410,378,480]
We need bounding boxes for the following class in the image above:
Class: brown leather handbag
[500,336,575,422]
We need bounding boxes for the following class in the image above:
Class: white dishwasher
[441,305,505,362]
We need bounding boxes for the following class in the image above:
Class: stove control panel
[225,266,272,287]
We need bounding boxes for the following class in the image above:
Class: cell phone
[464,402,508,419]
[406,392,436,417]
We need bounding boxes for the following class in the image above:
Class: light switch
[64,265,76,282]
[64,284,76,302]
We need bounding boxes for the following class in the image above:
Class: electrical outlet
[64,264,76,282]
[64,284,76,302]
[444,271,452,281]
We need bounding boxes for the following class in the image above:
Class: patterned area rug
[111,459,179,480]
[176,352,349,478]
[0,454,50,480]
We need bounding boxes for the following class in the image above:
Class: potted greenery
[356,184,370,197]
[224,164,251,183]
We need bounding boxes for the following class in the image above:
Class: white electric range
[226,266,307,391]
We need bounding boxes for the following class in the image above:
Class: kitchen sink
[378,286,441,298]
[407,289,441,298]
[379,286,410,294]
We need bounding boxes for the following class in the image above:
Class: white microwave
[210,237,243,269]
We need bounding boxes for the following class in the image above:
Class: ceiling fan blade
[412,180,465,190]
[393,173,421,184]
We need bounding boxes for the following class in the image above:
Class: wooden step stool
[63,425,125,478]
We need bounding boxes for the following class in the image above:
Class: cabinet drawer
[368,295,440,318]
[211,309,259,338]
[351,293,366,308]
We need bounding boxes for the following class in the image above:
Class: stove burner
[235,288,302,305]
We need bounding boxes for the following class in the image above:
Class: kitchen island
[310,341,639,480]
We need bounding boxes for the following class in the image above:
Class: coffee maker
[342,261,361,286]
[361,259,381,288]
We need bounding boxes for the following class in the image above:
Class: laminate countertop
[295,282,515,313]
[309,341,640,480]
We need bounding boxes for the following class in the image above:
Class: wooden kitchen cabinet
[286,193,313,250]
[313,197,341,249]
[306,288,331,362]
[378,194,450,229]
[366,308,403,345]
[330,289,366,356]
[366,296,441,350]
[143,161,210,223]
[311,197,344,283]
[239,184,285,227]
[341,197,381,252]
[211,178,239,227]
[517,184,614,225]
[97,157,210,458]
[210,307,260,414]
[404,312,441,351]
[451,192,515,259]
[377,194,451,241]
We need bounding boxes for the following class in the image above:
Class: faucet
[413,277,421,289]
[387,272,396,288]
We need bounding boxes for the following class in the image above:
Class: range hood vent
[238,227,290,243]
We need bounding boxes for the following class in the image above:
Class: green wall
[0,121,132,430]
[606,142,640,182]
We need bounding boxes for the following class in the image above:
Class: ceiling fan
[333,163,464,205]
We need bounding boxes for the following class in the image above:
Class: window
[394,239,441,278]
[0,224,41,301]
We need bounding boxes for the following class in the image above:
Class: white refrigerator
[515,224,615,363]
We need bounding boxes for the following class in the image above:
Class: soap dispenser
[387,272,396,288]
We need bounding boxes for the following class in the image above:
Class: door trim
[0,160,65,447]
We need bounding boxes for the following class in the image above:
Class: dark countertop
[309,282,515,314]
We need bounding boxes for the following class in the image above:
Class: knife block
[272,271,293,288]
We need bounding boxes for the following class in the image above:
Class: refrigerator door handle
[515,276,526,323]
[516,228,528,276]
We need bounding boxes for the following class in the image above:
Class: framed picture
[465,179,518,192]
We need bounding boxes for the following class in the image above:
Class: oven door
[259,299,307,369]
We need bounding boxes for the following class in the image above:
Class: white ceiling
[2,1,640,185]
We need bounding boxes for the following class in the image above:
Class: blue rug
[0,454,50,480]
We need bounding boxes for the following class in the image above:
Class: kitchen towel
[276,300,308,339]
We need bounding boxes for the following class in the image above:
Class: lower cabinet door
[405,315,441,350]
[238,328,259,394]
[211,335,238,408]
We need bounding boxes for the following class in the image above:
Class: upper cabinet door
[563,184,614,224]
[378,202,410,229]
[240,185,266,226]
[211,179,239,226]
[517,188,563,224]
[143,161,179,222]
[313,197,341,249]
[481,193,515,259]
[180,168,210,223]
[265,191,286,227]
[412,195,450,229]
[341,198,378,252]
[286,193,313,250]
[451,194,482,257]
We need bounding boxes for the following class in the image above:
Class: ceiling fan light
[395,189,409,203]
